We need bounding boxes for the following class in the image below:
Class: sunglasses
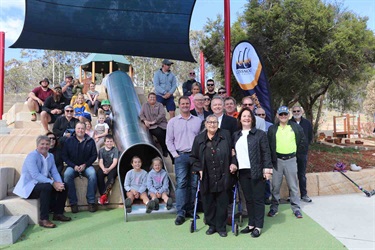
[65,110,74,113]
[48,137,56,140]
[293,110,301,113]
[242,103,254,107]
[207,84,214,86]
[189,72,195,75]
[204,98,210,101]
[218,91,226,94]
[279,113,289,116]
[257,113,266,117]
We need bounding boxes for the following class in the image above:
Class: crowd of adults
[15,60,313,236]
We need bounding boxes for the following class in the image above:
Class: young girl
[73,93,91,122]
[189,83,201,110]
[94,114,109,152]
[85,120,94,138]
[147,157,172,210]
[124,156,155,213]
[86,82,100,117]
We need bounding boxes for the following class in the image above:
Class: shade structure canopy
[11,0,196,62]
[81,53,131,74]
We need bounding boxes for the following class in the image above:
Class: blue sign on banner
[231,41,273,123]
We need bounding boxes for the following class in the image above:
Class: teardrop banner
[231,41,273,123]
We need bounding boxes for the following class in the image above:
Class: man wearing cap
[217,87,228,98]
[205,79,217,99]
[267,106,306,219]
[53,105,79,145]
[153,59,177,118]
[182,70,197,96]
[290,106,313,203]
[27,78,54,121]
[40,85,68,133]
[61,75,74,104]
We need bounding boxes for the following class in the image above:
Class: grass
[3,205,345,250]
[309,143,358,153]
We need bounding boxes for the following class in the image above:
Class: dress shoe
[39,219,56,228]
[174,216,185,226]
[218,231,227,237]
[240,226,255,234]
[186,212,200,219]
[71,204,78,213]
[53,214,72,222]
[251,228,261,238]
[206,227,216,235]
[88,203,98,213]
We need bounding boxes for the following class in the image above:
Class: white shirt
[235,130,251,169]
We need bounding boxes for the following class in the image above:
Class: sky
[0,0,374,62]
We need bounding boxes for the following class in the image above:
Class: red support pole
[200,51,205,93]
[0,32,5,120]
[224,0,231,96]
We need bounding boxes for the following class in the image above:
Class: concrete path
[301,193,375,250]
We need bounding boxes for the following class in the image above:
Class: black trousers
[202,190,229,233]
[28,183,68,220]
[149,127,168,153]
[239,169,265,228]
[97,168,118,195]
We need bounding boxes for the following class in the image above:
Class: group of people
[153,59,313,237]
[15,60,313,236]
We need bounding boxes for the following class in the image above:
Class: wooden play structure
[333,114,361,138]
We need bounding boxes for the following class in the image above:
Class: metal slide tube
[104,71,175,221]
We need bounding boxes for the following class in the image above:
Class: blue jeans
[174,153,197,217]
[64,166,97,205]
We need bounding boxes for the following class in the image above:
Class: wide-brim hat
[39,78,50,85]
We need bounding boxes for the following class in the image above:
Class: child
[98,99,112,127]
[70,80,84,105]
[124,156,155,213]
[97,135,119,205]
[85,120,94,138]
[94,114,109,152]
[147,157,172,210]
[73,93,92,122]
[189,83,201,110]
[86,82,100,117]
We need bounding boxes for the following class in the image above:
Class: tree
[363,80,375,119]
[201,0,375,134]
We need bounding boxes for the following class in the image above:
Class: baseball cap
[277,106,289,114]
[54,84,62,90]
[162,59,173,65]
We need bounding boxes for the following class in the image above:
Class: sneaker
[166,198,173,210]
[153,198,159,210]
[294,210,303,218]
[71,204,79,213]
[146,200,155,213]
[301,195,312,203]
[99,194,108,205]
[350,163,362,171]
[267,209,278,217]
[125,198,132,213]
[88,203,97,213]
[31,113,37,121]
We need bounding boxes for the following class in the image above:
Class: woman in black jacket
[190,114,237,237]
[232,108,273,238]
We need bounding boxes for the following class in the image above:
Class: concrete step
[0,204,4,217]
[0,214,28,245]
